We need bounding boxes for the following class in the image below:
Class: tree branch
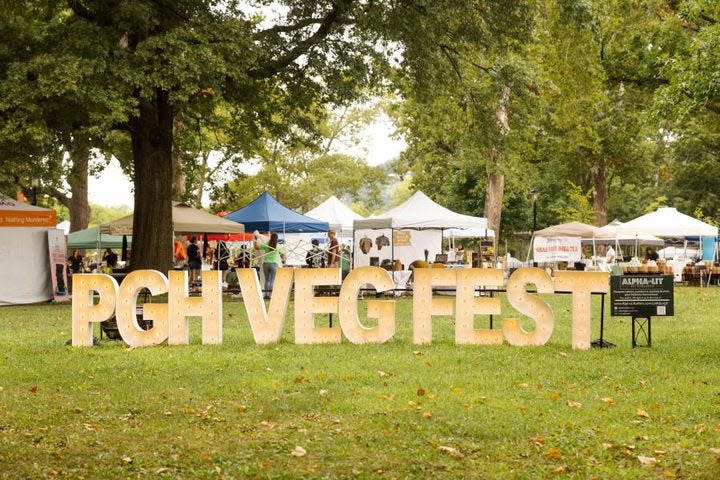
[51,188,71,208]
[67,1,96,22]
[249,3,347,79]
[254,17,329,39]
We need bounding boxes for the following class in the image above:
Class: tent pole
[440,228,444,257]
[526,234,534,264]
[391,227,395,268]
[96,228,101,272]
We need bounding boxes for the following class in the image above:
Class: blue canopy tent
[225,192,329,233]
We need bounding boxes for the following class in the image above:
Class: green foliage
[645,195,669,214]
[551,182,596,224]
[210,103,389,213]
[88,204,132,227]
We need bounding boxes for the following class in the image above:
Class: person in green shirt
[256,232,283,297]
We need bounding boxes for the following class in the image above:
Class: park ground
[1,288,720,479]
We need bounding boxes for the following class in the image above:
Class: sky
[88,111,406,209]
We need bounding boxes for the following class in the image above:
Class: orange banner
[0,210,57,227]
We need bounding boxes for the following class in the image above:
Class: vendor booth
[0,195,56,305]
[530,222,602,264]
[353,191,492,270]
[614,207,719,282]
[225,193,329,266]
[100,202,245,269]
[100,202,246,236]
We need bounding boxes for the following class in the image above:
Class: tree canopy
[1,0,718,261]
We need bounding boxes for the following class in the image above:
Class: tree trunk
[129,90,174,272]
[483,170,505,238]
[591,159,607,226]
[482,85,511,240]
[171,118,186,202]
[67,141,91,232]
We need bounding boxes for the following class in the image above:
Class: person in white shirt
[606,245,617,263]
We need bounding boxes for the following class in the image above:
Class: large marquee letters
[71,268,610,349]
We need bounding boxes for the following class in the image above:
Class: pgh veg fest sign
[72,267,609,350]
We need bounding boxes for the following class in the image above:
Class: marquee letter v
[237,268,293,344]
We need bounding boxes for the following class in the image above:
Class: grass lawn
[1,287,720,479]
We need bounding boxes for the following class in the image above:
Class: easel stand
[591,292,614,348]
[632,316,652,348]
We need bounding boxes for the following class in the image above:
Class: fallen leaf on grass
[319,389,328,397]
[558,351,568,357]
[291,446,307,457]
[438,446,464,458]
[164,411,172,416]
[637,455,656,465]
[636,409,651,419]
[73,407,83,414]
[121,456,132,464]
[185,407,195,414]
[236,405,247,413]
[709,448,720,455]
[412,350,423,356]
[601,397,615,406]
[417,388,425,396]
[566,400,582,408]
[654,450,666,456]
[30,386,38,393]
[553,465,567,473]
[155,467,169,474]
[544,447,561,459]
[422,411,432,419]
[377,370,389,377]
[601,443,613,450]
[518,383,530,389]
[530,434,545,447]
[83,423,102,431]
[450,386,463,394]
[662,471,677,478]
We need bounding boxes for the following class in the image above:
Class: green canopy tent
[67,226,131,250]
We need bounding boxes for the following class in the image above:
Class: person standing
[67,249,84,273]
[237,244,251,269]
[256,232,283,298]
[306,239,326,268]
[102,248,118,270]
[606,245,617,263]
[187,236,202,285]
[215,240,230,282]
[327,230,340,268]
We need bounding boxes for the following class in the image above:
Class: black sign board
[610,275,674,317]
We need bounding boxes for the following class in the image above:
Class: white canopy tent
[355,191,492,230]
[0,195,55,305]
[589,219,664,247]
[614,207,718,238]
[305,195,363,238]
[353,191,492,269]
